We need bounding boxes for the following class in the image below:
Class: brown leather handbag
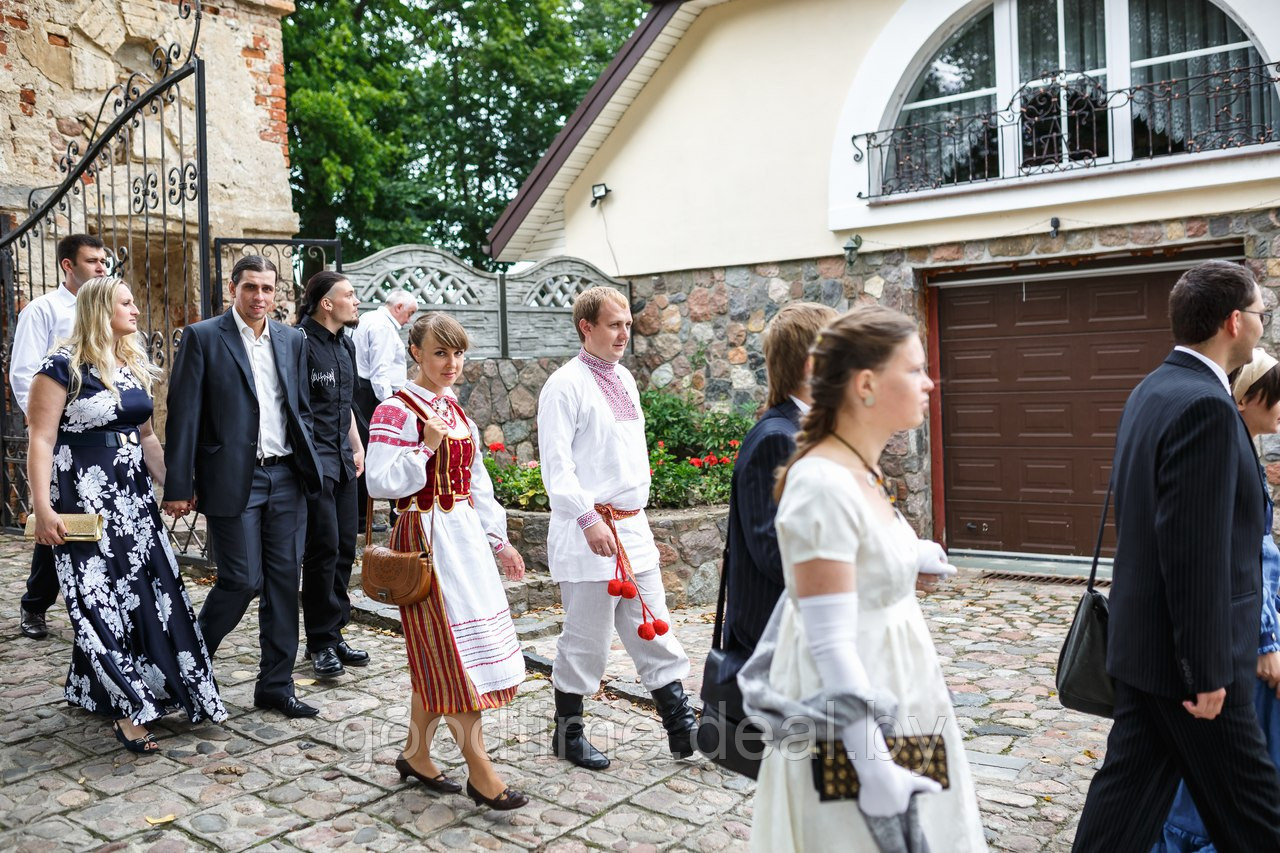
[360,497,434,606]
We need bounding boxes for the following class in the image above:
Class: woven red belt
[593,503,668,641]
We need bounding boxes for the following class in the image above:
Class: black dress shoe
[466,780,529,811]
[335,642,370,667]
[311,647,344,677]
[20,607,47,640]
[254,694,320,718]
[395,756,463,794]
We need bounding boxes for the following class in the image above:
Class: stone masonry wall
[459,208,1280,540]
[0,0,298,250]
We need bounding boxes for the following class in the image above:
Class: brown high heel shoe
[394,756,463,794]
[466,779,529,810]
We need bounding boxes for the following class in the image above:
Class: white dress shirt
[1173,345,1231,394]
[352,306,408,401]
[9,284,77,416]
[231,308,290,459]
[537,353,659,583]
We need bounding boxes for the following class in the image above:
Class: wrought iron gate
[0,4,211,536]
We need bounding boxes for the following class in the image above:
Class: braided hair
[773,304,919,501]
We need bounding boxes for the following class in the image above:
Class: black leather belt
[257,454,292,467]
[57,430,140,447]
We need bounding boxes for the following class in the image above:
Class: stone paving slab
[0,531,1110,851]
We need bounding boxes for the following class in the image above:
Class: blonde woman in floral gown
[27,277,226,754]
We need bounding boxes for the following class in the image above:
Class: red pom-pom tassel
[607,578,623,596]
[637,621,657,641]
[619,581,638,599]
[652,619,669,636]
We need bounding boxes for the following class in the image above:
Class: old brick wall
[0,0,298,260]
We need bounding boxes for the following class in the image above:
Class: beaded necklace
[830,432,896,505]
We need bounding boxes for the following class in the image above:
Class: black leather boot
[552,689,610,770]
[651,680,698,759]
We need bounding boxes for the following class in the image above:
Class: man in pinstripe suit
[1073,261,1280,851]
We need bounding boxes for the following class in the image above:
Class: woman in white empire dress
[750,305,987,851]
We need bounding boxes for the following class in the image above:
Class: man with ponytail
[297,271,369,678]
[537,286,696,770]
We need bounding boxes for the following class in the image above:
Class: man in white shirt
[163,255,323,718]
[11,234,109,640]
[352,290,417,529]
[537,286,696,771]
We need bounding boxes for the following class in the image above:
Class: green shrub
[484,390,754,510]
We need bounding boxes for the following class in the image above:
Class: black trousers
[1073,679,1280,852]
[21,544,58,613]
[199,464,307,701]
[301,472,357,654]
[354,377,377,529]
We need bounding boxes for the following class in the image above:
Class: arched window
[863,0,1279,197]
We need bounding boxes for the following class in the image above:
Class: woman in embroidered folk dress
[27,277,227,754]
[750,305,986,851]
[366,312,529,811]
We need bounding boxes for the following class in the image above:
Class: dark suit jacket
[164,309,322,516]
[723,398,802,654]
[1108,349,1266,705]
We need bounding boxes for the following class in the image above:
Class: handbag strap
[363,390,441,553]
[712,545,730,651]
[1088,476,1114,592]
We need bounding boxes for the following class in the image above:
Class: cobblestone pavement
[0,533,1109,851]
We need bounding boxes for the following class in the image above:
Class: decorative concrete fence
[506,505,729,609]
[341,245,629,358]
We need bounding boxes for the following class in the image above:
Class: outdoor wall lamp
[843,234,863,270]
[590,183,611,207]
[1049,216,1061,238]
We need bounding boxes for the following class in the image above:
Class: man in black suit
[723,302,836,653]
[163,256,323,719]
[1073,260,1280,851]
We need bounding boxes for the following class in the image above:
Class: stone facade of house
[459,208,1280,539]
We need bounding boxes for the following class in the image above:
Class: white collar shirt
[1174,345,1231,395]
[789,395,812,417]
[9,283,78,416]
[536,355,658,583]
[232,307,290,458]
[353,305,408,401]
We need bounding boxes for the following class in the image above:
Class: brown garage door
[938,272,1175,556]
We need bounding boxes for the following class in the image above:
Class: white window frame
[826,0,1280,231]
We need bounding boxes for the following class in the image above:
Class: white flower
[63,391,119,432]
[154,590,172,627]
[53,445,74,472]
[76,467,110,507]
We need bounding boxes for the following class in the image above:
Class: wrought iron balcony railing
[852,62,1280,199]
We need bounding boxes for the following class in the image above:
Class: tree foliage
[282,0,649,267]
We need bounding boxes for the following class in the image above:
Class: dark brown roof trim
[485,0,687,260]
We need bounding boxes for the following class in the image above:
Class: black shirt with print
[300,315,356,482]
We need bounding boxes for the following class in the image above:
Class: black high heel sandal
[466,779,529,811]
[113,722,159,755]
[395,756,463,794]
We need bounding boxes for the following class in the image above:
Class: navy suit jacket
[164,309,322,516]
[1107,349,1266,704]
[723,399,802,654]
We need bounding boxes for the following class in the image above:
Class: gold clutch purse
[23,513,104,542]
[811,734,950,801]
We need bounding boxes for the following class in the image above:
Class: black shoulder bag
[1055,480,1116,718]
[695,547,766,778]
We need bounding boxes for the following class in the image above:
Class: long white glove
[798,592,942,816]
[915,539,957,578]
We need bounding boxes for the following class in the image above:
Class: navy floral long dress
[37,348,226,725]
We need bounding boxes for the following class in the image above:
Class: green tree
[283,0,649,267]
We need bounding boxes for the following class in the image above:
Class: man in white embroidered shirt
[537,286,695,771]
[11,234,109,640]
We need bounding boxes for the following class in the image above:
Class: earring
[863,394,875,408]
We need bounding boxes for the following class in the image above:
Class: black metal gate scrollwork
[0,3,211,545]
